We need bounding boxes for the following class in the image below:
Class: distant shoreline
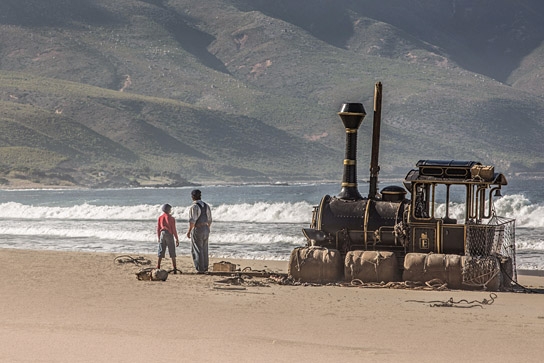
[0,178,196,190]
[2,172,544,190]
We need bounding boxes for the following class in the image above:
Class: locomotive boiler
[302,84,409,255]
[290,83,516,291]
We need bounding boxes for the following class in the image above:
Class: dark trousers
[191,226,209,272]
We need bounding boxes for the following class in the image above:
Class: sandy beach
[1,248,543,363]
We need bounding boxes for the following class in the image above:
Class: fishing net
[464,215,516,288]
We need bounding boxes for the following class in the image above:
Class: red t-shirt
[157,213,179,241]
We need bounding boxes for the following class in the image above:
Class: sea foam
[0,201,313,224]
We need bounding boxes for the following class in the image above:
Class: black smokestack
[337,102,366,200]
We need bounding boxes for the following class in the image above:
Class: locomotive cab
[403,160,508,255]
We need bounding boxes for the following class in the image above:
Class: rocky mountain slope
[1,0,543,187]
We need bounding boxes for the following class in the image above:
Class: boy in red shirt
[156,204,180,273]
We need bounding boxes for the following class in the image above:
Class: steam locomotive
[289,83,516,290]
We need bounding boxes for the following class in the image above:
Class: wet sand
[1,248,543,362]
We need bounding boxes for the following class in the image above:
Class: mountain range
[1,0,543,187]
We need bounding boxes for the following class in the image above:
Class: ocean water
[0,178,543,270]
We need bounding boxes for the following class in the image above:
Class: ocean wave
[433,194,544,228]
[0,201,314,224]
[0,202,159,220]
[0,221,305,246]
[211,201,312,223]
[516,239,544,251]
[494,194,544,228]
[1,193,542,226]
[0,224,153,242]
[211,232,304,245]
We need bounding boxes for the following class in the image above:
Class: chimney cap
[338,103,366,130]
[338,102,366,115]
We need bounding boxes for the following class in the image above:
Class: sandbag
[288,246,343,284]
[344,250,400,283]
[403,253,463,289]
[403,253,502,291]
[471,165,494,181]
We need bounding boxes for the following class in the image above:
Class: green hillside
[1,0,543,187]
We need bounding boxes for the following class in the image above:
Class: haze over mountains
[1,0,543,187]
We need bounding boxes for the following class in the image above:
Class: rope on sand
[214,275,270,287]
[406,293,498,308]
[114,255,151,265]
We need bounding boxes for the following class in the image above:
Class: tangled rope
[307,277,449,290]
[339,278,449,290]
[214,275,270,287]
[241,266,268,274]
[406,293,497,308]
[114,255,151,265]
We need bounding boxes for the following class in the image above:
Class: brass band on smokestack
[337,102,366,200]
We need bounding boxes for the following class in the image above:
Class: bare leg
[157,257,162,269]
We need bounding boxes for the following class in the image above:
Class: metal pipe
[485,187,501,219]
[368,82,382,199]
[445,184,451,218]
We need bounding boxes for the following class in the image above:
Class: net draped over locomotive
[291,83,516,290]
